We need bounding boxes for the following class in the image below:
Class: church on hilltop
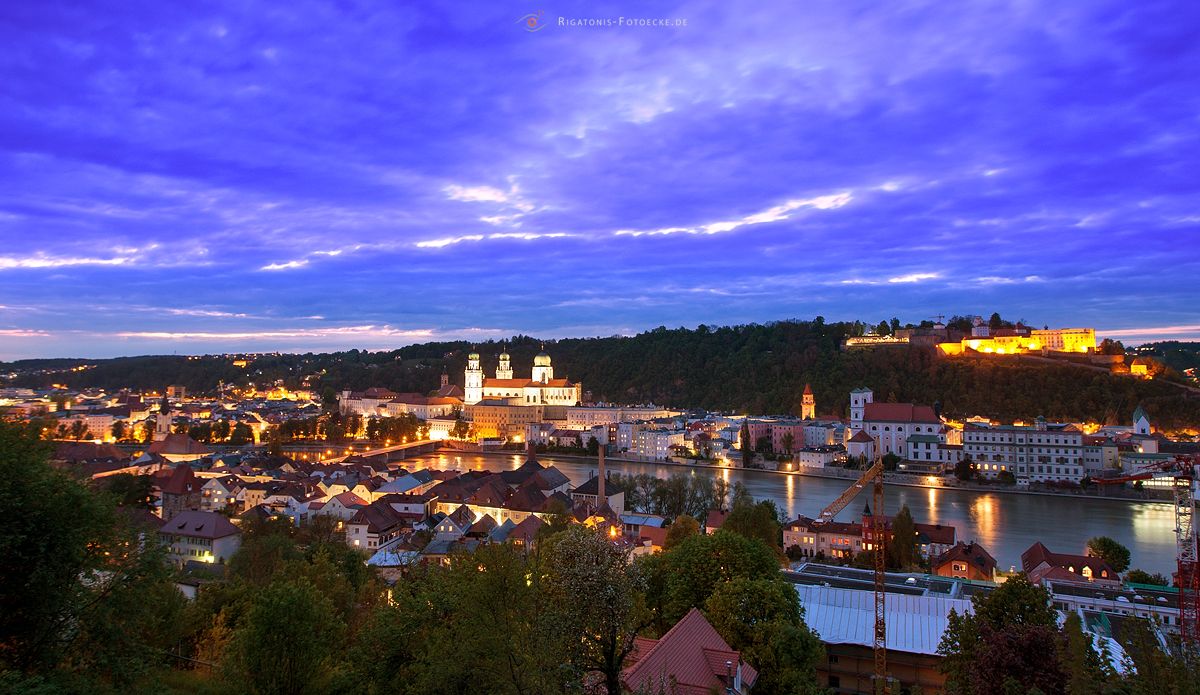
[464,345,582,406]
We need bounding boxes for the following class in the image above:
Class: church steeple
[496,343,513,380]
[531,343,553,384]
[801,383,815,420]
[464,347,483,404]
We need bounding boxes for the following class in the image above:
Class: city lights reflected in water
[969,495,999,551]
[404,452,1180,575]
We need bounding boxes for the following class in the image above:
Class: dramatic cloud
[0,1,1197,357]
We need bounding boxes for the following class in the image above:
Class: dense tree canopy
[7,325,1197,430]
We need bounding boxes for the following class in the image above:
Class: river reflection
[403,452,1179,575]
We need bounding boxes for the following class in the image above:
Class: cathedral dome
[468,350,480,360]
[533,351,551,367]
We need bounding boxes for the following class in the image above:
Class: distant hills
[4,322,1199,431]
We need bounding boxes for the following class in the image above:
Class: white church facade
[464,347,582,406]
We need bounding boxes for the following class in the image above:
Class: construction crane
[1096,454,1199,644]
[816,452,889,693]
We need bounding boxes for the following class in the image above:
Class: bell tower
[464,349,483,404]
[496,344,513,380]
[531,344,553,384]
[801,383,816,420]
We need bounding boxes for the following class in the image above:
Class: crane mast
[815,450,889,693]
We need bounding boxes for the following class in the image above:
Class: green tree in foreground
[705,577,824,694]
[543,526,646,695]
[0,422,182,689]
[939,573,1067,694]
[223,578,344,695]
[663,514,699,550]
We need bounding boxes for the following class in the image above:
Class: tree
[722,484,782,552]
[542,526,646,695]
[1086,536,1130,573]
[223,578,344,695]
[664,515,699,550]
[1124,569,1168,586]
[228,422,254,445]
[1060,612,1108,694]
[887,505,919,570]
[1116,617,1200,694]
[102,473,155,509]
[781,432,795,455]
[111,420,127,441]
[939,573,1061,694]
[705,578,824,694]
[955,456,975,481]
[68,419,90,441]
[740,421,752,468]
[586,436,600,456]
[658,530,780,625]
[452,416,471,440]
[0,422,181,685]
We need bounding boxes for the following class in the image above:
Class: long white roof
[795,584,973,655]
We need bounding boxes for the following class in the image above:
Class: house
[705,509,729,535]
[621,607,758,695]
[148,433,214,463]
[434,504,475,541]
[160,510,242,566]
[507,515,544,547]
[784,512,957,562]
[200,475,242,513]
[346,500,410,551]
[933,542,997,582]
[846,429,876,462]
[1021,541,1120,587]
[157,464,201,521]
[313,491,369,521]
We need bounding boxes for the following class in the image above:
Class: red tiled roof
[849,429,875,443]
[863,402,940,423]
[1021,541,1116,582]
[160,510,239,539]
[914,522,957,546]
[148,433,213,456]
[159,464,198,496]
[935,541,997,573]
[331,491,369,508]
[622,608,758,695]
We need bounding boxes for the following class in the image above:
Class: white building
[464,347,582,407]
[962,418,1085,483]
[795,446,843,469]
[566,405,677,427]
[634,429,685,460]
[159,510,242,567]
[847,388,941,457]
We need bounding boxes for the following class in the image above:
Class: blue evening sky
[1,1,1198,359]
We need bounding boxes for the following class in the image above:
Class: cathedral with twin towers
[464,345,582,406]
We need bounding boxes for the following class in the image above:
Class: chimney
[597,444,606,507]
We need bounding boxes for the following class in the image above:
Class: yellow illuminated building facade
[938,328,1095,356]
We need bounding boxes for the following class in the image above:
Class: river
[399,451,1180,577]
